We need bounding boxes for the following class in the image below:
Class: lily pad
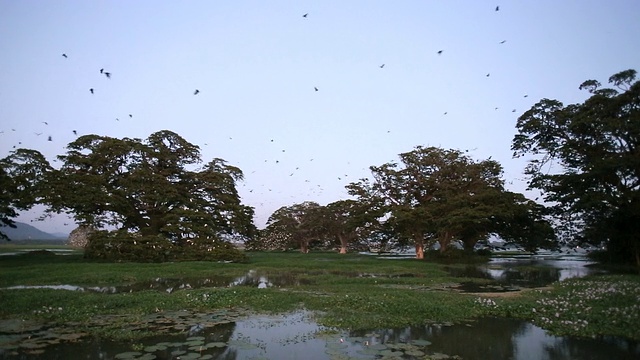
[379,349,404,357]
[357,348,382,356]
[205,341,227,348]
[19,341,48,349]
[387,343,413,351]
[24,349,46,355]
[429,353,454,359]
[0,334,23,346]
[411,339,432,347]
[186,336,205,341]
[114,352,143,359]
[368,343,387,350]
[325,347,346,356]
[0,319,45,333]
[143,345,165,352]
[405,349,426,356]
[44,338,62,345]
[327,354,351,360]
[184,339,204,346]
[177,353,201,360]
[58,333,88,341]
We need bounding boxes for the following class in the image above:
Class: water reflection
[0,249,78,257]
[3,276,233,294]
[490,256,600,281]
[3,313,638,360]
[230,270,313,288]
[374,318,640,360]
[2,271,313,294]
[445,255,603,291]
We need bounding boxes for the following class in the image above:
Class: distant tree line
[1,69,638,265]
[246,146,556,258]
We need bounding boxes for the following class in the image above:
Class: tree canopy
[0,149,52,240]
[348,146,556,258]
[263,201,323,253]
[250,199,381,253]
[316,199,381,254]
[35,130,255,261]
[512,69,640,265]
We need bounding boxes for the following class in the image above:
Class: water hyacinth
[474,297,498,309]
[484,275,640,340]
[32,306,63,315]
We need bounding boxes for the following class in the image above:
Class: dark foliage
[512,69,640,266]
[84,230,248,263]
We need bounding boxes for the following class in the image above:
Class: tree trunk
[439,232,450,253]
[300,241,309,253]
[462,237,477,253]
[439,241,447,253]
[414,233,424,259]
[338,234,348,254]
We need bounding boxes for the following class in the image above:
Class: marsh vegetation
[1,248,639,359]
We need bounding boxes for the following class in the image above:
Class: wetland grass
[1,247,639,341]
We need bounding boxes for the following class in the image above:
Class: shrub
[67,225,95,248]
[84,230,248,263]
[475,248,493,257]
[424,248,489,264]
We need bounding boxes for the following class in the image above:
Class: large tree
[489,192,557,253]
[46,130,255,247]
[319,199,378,254]
[512,69,640,265]
[0,149,52,240]
[264,201,323,253]
[349,146,555,258]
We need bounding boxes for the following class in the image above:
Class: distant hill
[0,221,67,241]
[51,232,70,239]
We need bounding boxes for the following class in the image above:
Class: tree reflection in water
[352,317,640,360]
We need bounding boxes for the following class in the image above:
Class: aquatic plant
[476,275,640,340]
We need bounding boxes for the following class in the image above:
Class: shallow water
[1,270,313,294]
[359,317,640,360]
[445,255,602,291]
[2,311,638,360]
[0,249,77,257]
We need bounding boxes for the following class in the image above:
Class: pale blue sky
[1,1,639,233]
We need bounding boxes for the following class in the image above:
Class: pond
[1,311,638,360]
[444,254,604,292]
